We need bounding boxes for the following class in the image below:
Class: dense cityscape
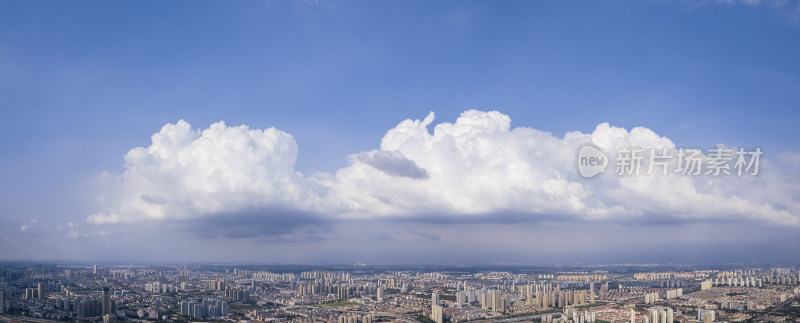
[0,264,798,323]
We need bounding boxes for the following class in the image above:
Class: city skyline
[0,262,798,322]
[1,1,800,264]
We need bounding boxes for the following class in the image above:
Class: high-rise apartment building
[431,304,443,323]
[698,309,715,322]
[700,279,713,291]
[102,287,112,316]
[456,291,466,304]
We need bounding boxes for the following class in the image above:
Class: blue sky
[1,0,799,263]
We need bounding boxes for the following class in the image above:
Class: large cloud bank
[89,110,799,227]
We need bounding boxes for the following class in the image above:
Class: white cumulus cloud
[88,120,322,224]
[89,110,799,227]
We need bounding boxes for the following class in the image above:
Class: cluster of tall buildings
[336,313,374,323]
[712,268,800,287]
[253,271,299,282]
[656,280,685,288]
[426,279,598,321]
[297,282,319,296]
[665,288,683,299]
[92,265,110,276]
[144,282,178,293]
[208,279,226,291]
[438,287,512,314]
[566,308,597,323]
[298,282,380,300]
[523,285,593,309]
[224,286,248,301]
[179,299,228,319]
[697,308,716,323]
[448,286,481,305]
[63,288,115,319]
[24,287,39,299]
[20,282,65,300]
[23,282,47,300]
[75,298,103,318]
[299,271,350,281]
[700,279,713,291]
[642,307,674,323]
[644,292,659,304]
[556,274,607,282]
[336,286,352,300]
[713,276,764,288]
[37,287,113,317]
[480,290,506,313]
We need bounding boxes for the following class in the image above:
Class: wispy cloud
[19,219,40,232]
[680,0,800,22]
